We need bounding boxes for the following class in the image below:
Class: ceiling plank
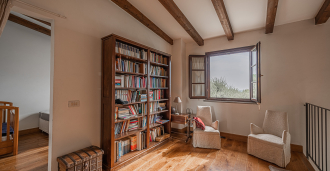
[315,0,330,25]
[265,0,279,34]
[211,0,234,40]
[158,0,204,46]
[111,0,173,45]
[23,14,51,26]
[8,14,51,36]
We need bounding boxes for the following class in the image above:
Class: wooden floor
[0,132,48,171]
[119,134,314,171]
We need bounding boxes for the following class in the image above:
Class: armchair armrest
[250,123,264,134]
[193,120,196,130]
[211,120,219,130]
[282,130,291,144]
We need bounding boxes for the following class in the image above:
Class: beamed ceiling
[113,0,328,45]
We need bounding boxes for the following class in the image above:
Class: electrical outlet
[68,100,80,107]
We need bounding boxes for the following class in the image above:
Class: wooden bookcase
[101,34,171,170]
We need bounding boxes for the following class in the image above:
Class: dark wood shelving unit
[101,34,171,170]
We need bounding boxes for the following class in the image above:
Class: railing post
[306,103,309,158]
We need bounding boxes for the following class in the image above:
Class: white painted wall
[183,19,330,151]
[0,21,51,130]
[10,0,172,170]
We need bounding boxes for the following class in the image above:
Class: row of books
[150,66,167,76]
[115,75,147,88]
[115,89,147,103]
[115,42,148,60]
[115,104,147,120]
[150,78,167,88]
[149,114,162,125]
[150,90,165,100]
[150,125,165,142]
[116,58,147,74]
[150,102,167,112]
[150,52,168,64]
[114,131,147,162]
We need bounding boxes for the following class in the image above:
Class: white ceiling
[128,0,324,43]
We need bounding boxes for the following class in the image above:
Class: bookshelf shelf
[150,99,169,102]
[115,87,147,90]
[115,53,148,63]
[114,129,144,141]
[150,75,168,78]
[115,101,147,107]
[150,87,168,90]
[115,115,145,123]
[150,61,169,67]
[115,71,147,76]
[150,110,169,115]
[102,34,171,170]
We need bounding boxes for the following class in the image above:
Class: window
[189,42,261,103]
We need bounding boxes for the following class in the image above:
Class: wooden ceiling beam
[158,0,204,46]
[265,0,279,34]
[315,0,330,25]
[211,0,234,40]
[111,0,173,45]
[23,14,51,26]
[8,14,51,36]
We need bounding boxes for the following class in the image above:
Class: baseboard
[19,127,40,136]
[220,132,303,153]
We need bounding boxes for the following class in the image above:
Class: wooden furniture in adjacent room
[0,101,19,156]
[101,34,171,170]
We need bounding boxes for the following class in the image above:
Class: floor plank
[0,132,48,171]
[120,134,313,171]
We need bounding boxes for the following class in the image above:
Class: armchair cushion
[194,126,219,134]
[250,123,264,134]
[193,117,205,130]
[196,106,212,126]
[248,134,284,148]
[211,120,218,130]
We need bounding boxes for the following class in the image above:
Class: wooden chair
[0,101,19,156]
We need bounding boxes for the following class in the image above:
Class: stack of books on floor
[115,131,147,162]
[150,66,167,76]
[150,52,168,64]
[150,78,167,88]
[150,125,165,142]
[115,41,147,60]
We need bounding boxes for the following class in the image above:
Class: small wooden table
[171,113,192,142]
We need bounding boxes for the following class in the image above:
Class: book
[130,135,137,151]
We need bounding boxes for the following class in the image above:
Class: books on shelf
[115,90,147,103]
[124,75,146,88]
[116,104,147,120]
[150,66,167,76]
[155,120,169,124]
[115,42,147,60]
[150,101,159,113]
[116,58,147,74]
[150,125,165,142]
[150,52,168,64]
[150,90,165,100]
[150,78,167,88]
[149,114,162,125]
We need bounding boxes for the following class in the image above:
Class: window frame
[188,43,261,103]
[189,55,207,99]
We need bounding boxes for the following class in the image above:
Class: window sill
[203,99,259,104]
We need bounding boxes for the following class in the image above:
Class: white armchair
[192,106,221,149]
[248,110,291,167]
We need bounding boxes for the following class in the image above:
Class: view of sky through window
[210,52,250,99]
